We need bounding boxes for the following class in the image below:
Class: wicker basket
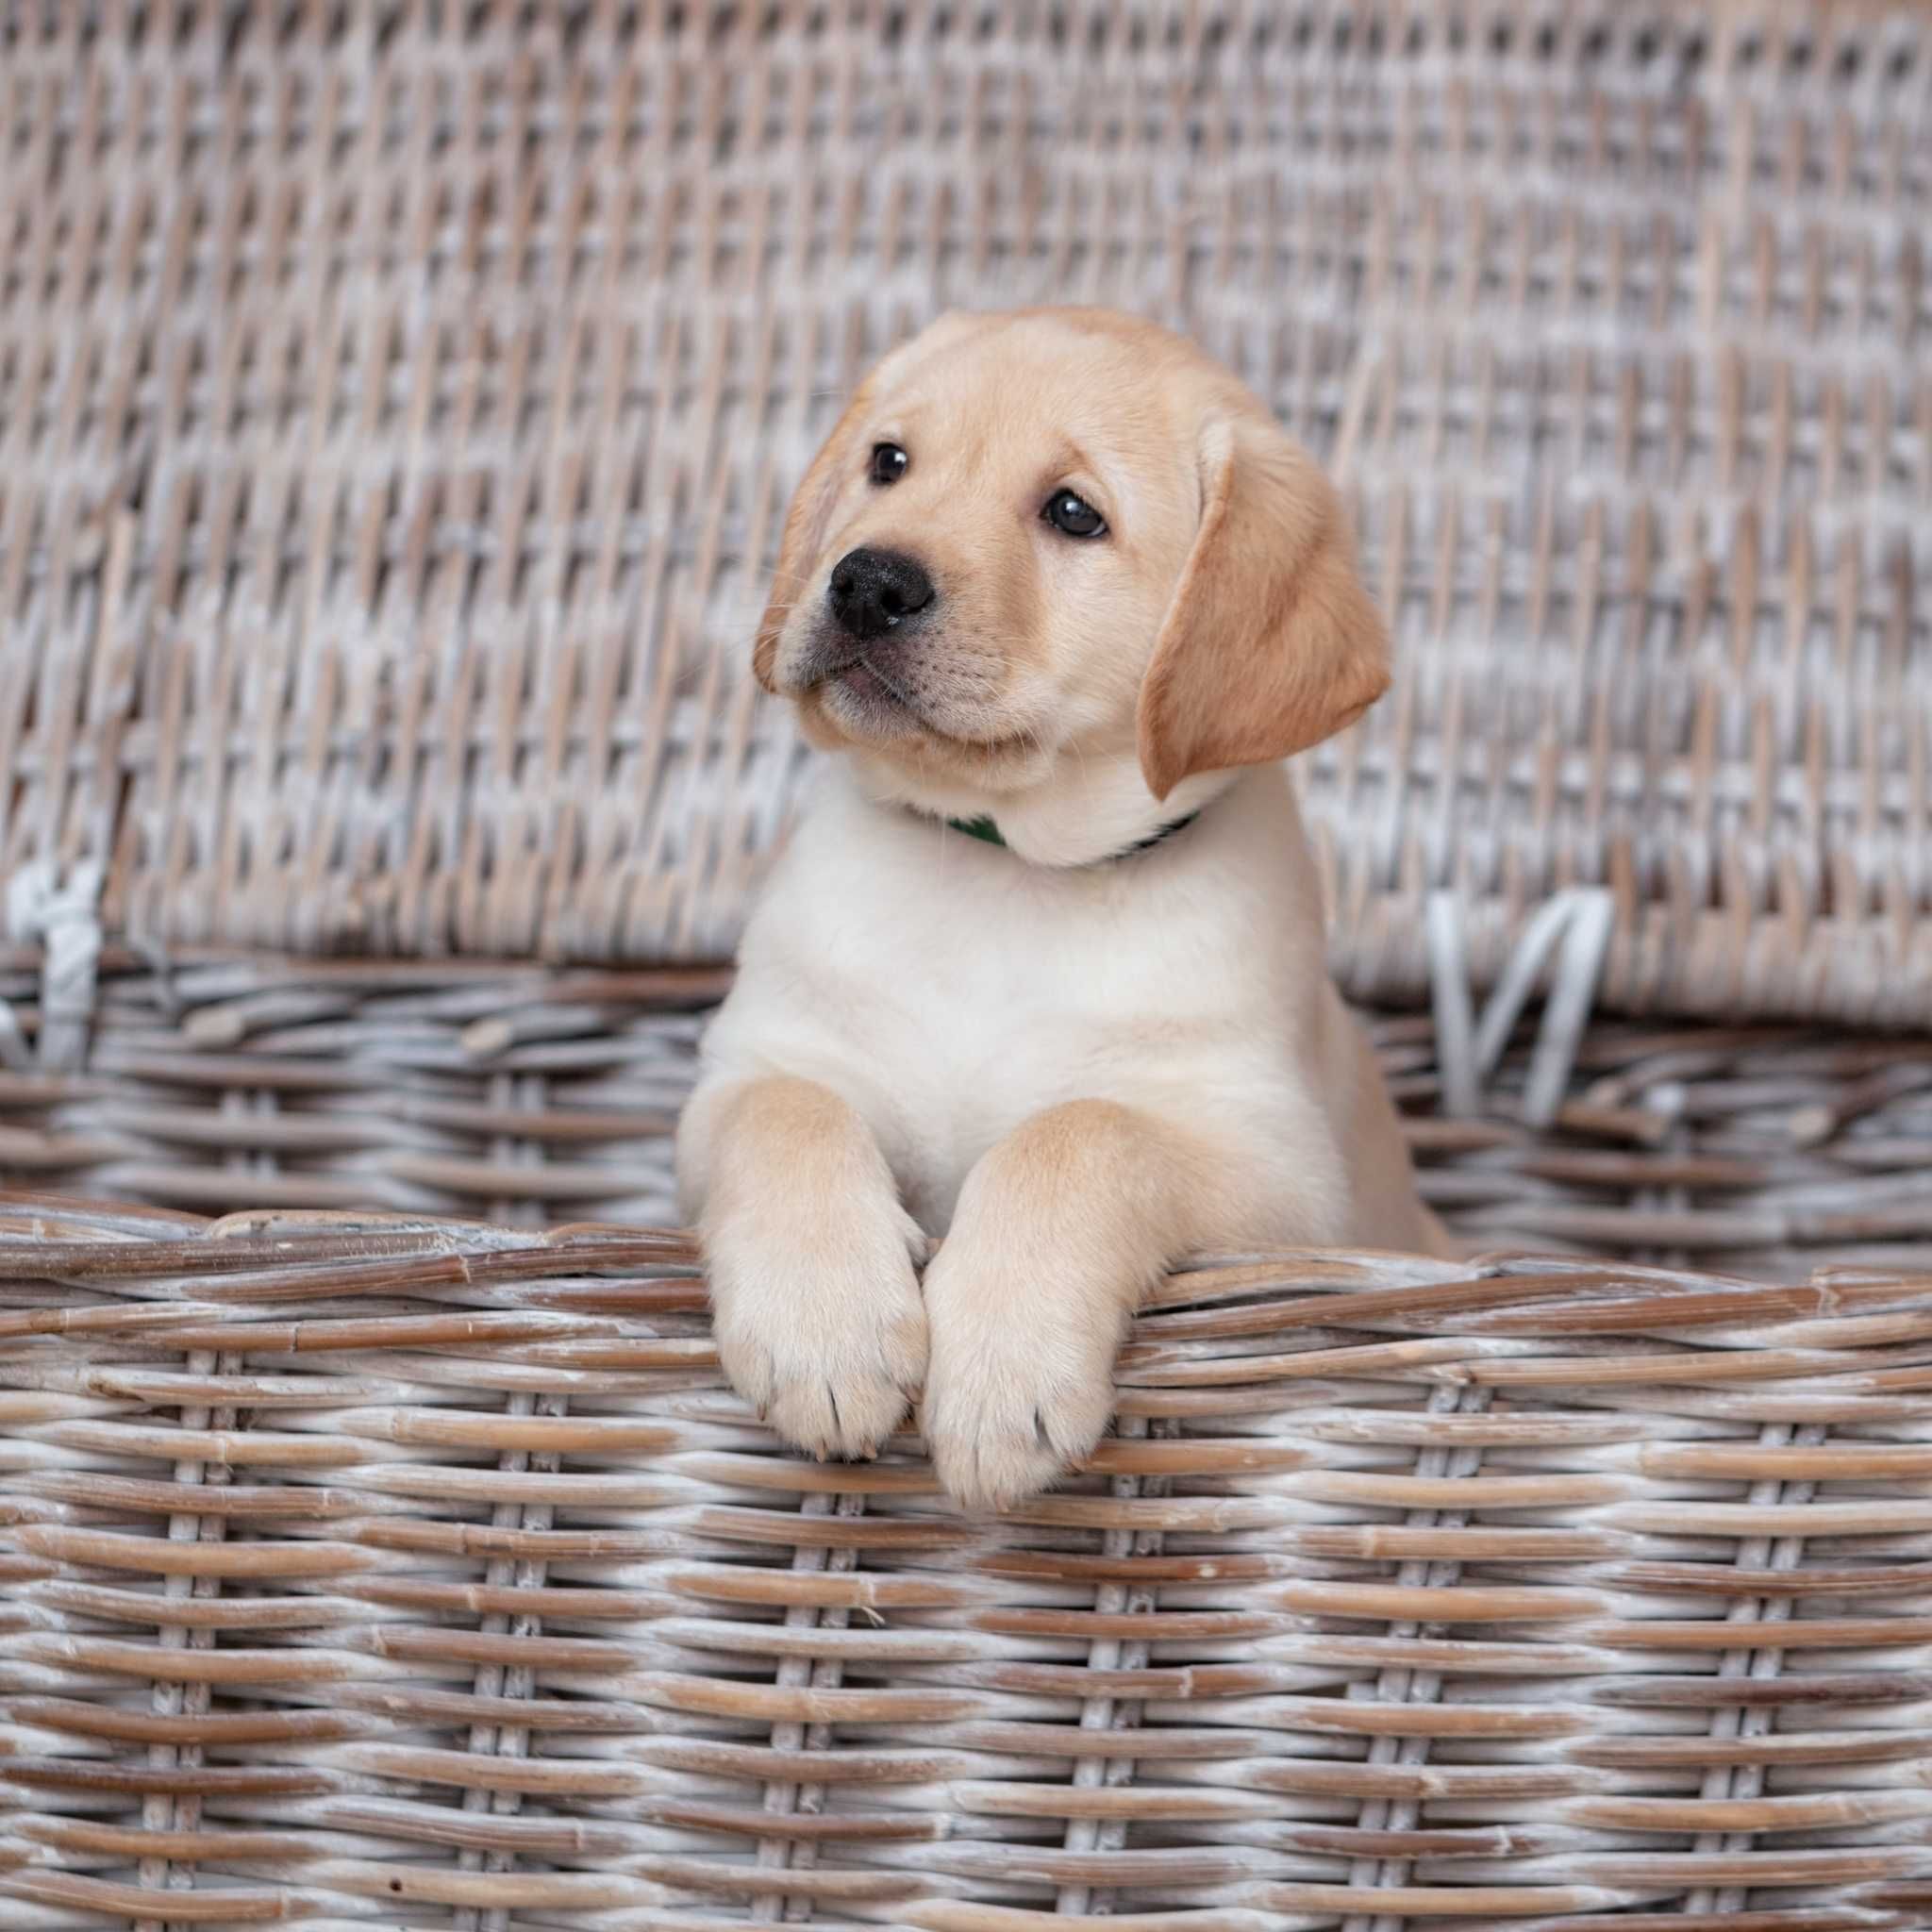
[5,4,1932,1925]
[6,1210,1932,1928]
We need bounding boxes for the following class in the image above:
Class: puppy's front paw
[920,1253,1125,1511]
[707,1203,927,1462]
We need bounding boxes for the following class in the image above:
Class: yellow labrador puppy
[678,308,1447,1509]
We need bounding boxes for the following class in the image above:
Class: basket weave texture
[7,10,1932,1924]
[8,945,1932,1283]
[4,1,1928,1024]
[5,1208,1932,1928]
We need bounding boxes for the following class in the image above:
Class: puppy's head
[756,308,1389,808]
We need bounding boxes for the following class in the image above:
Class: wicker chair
[2,4,1929,1926]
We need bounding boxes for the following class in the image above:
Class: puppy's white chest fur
[691,762,1351,1235]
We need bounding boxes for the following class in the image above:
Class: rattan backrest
[2,3,1926,1021]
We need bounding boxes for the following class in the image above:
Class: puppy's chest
[762,840,1272,1186]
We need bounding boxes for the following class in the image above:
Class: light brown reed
[4,1209,1932,1927]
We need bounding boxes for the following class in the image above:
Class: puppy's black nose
[826,547,935,641]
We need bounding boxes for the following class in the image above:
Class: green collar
[943,810,1201,861]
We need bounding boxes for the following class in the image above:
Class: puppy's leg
[921,1099,1220,1510]
[679,1075,927,1460]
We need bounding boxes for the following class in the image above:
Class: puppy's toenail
[1034,1408,1052,1448]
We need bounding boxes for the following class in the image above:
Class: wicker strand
[1427,886,1615,1124]
[1686,1420,1824,1923]
[1341,1381,1491,1932]
[2,864,103,1074]
[1052,1412,1156,1920]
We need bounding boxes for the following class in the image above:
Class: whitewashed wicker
[8,1209,1932,1930]
[6,943,1932,1283]
[4,7,1932,1927]
[3,0,1927,1021]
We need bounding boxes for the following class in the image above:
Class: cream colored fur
[679,308,1450,1509]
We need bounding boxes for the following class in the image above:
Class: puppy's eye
[869,442,908,486]
[1043,489,1107,539]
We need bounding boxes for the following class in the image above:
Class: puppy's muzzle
[827,547,935,641]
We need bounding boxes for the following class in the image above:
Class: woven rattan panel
[2,2,1928,1021]
[5,1212,1932,1928]
[7,947,1932,1281]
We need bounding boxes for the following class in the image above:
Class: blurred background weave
[3,0,1927,1024]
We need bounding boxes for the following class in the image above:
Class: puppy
[677,308,1448,1509]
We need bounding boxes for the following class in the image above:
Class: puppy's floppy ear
[1136,412,1391,800]
[753,391,872,692]
[753,310,986,691]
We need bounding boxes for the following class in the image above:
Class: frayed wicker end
[2,1207,1931,1926]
